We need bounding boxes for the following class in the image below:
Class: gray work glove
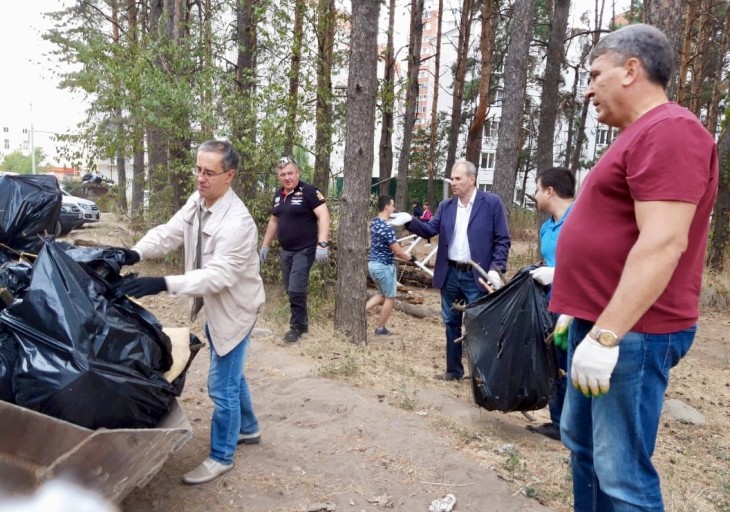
[259,246,269,262]
[315,246,329,263]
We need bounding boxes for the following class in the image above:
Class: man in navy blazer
[391,160,511,380]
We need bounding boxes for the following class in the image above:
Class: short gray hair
[590,23,674,88]
[198,139,240,171]
[453,159,477,178]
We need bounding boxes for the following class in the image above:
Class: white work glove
[487,270,503,290]
[530,266,555,286]
[315,246,329,262]
[259,246,269,262]
[571,334,619,397]
[389,212,413,226]
[552,314,573,351]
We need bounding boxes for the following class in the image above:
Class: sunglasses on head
[278,155,297,168]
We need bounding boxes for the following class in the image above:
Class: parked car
[61,188,100,223]
[57,201,85,236]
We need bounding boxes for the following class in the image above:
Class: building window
[596,125,619,146]
[418,70,427,78]
[418,94,427,101]
[22,141,29,150]
[3,139,8,149]
[2,127,8,133]
[481,152,496,170]
[417,106,427,113]
[22,128,28,134]
[491,88,504,104]
[419,83,428,90]
[484,118,500,139]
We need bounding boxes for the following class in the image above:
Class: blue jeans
[550,345,568,428]
[562,318,695,512]
[440,266,485,378]
[206,326,259,465]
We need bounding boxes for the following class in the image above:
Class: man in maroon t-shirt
[550,24,718,511]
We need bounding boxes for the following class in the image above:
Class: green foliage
[0,148,47,174]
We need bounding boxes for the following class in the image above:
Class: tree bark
[535,0,570,173]
[444,0,475,179]
[314,0,335,195]
[232,0,257,199]
[708,127,730,271]
[395,0,425,211]
[334,0,381,344]
[426,0,444,207]
[464,0,498,167]
[284,0,305,156]
[643,0,685,99]
[492,0,535,208]
[377,0,396,197]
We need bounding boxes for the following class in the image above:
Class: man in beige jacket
[115,140,265,485]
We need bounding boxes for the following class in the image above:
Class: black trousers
[280,246,316,331]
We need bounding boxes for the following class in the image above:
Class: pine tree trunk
[334,0,381,344]
[284,0,305,155]
[233,0,257,199]
[535,0,570,173]
[492,0,535,207]
[378,0,396,197]
[444,0,474,179]
[464,0,498,166]
[314,0,335,195]
[427,0,444,208]
[395,0,425,211]
[708,127,730,271]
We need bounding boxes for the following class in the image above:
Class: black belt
[448,260,472,272]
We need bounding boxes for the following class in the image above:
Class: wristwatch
[317,241,329,248]
[589,326,621,347]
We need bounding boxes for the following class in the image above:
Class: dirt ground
[68,215,729,512]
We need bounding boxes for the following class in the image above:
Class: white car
[61,188,101,223]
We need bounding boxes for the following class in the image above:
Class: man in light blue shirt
[527,167,575,441]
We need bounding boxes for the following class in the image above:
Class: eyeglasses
[192,166,228,179]
[277,156,297,168]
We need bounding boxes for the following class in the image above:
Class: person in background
[367,195,418,336]
[525,167,575,442]
[114,139,265,485]
[259,156,331,343]
[420,201,432,246]
[550,24,718,510]
[390,160,510,381]
[411,200,423,219]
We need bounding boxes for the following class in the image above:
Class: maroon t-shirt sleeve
[626,117,711,205]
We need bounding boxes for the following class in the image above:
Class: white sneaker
[181,457,233,485]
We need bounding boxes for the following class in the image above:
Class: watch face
[597,331,619,347]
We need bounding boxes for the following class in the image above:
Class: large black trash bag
[0,174,61,253]
[0,260,33,300]
[463,266,558,412]
[55,241,127,282]
[0,241,181,429]
[0,328,17,402]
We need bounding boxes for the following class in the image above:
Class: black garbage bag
[0,174,61,253]
[463,266,558,412]
[0,328,17,402]
[0,241,181,429]
[0,260,33,300]
[55,241,126,282]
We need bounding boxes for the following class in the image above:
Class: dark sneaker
[526,422,561,441]
[433,372,461,381]
[374,327,393,336]
[283,329,305,343]
[237,432,261,445]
